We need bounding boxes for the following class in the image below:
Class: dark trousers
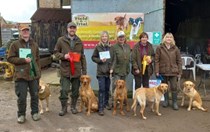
[59,76,80,101]
[112,74,127,94]
[162,76,177,92]
[97,76,110,111]
[15,79,39,117]
[134,73,149,89]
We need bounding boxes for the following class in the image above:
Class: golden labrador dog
[131,83,168,120]
[78,75,98,116]
[113,80,130,116]
[181,81,207,112]
[39,80,51,114]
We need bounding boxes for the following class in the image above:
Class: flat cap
[67,22,77,28]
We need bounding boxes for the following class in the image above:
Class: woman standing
[131,32,155,89]
[155,33,182,110]
[92,31,112,116]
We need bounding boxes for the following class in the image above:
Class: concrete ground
[0,67,210,132]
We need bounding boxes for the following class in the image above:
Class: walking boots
[162,91,169,107]
[172,92,179,110]
[59,100,67,116]
[71,98,78,114]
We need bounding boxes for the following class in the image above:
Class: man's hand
[64,54,70,60]
[25,57,31,63]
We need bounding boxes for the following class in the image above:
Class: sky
[0,0,37,22]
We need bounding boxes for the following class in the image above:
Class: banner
[72,13,144,49]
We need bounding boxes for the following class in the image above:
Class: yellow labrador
[131,83,168,120]
[181,81,207,112]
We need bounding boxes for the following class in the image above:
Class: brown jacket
[7,38,41,81]
[54,35,87,78]
[131,41,155,76]
[155,43,182,76]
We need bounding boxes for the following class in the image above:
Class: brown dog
[78,75,98,116]
[39,80,51,114]
[181,81,207,112]
[114,14,128,35]
[113,80,130,116]
[131,83,168,120]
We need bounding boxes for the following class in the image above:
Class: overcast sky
[0,0,37,22]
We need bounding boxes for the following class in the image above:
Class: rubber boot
[71,98,78,114]
[172,92,179,110]
[162,91,169,107]
[98,93,104,116]
[59,100,67,116]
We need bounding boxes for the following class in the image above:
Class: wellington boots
[162,92,169,107]
[172,92,179,110]
[71,98,78,114]
[59,101,67,116]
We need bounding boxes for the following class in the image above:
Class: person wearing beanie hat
[54,22,87,116]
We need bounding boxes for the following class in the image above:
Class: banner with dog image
[72,13,144,49]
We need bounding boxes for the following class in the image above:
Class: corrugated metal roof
[31,8,71,23]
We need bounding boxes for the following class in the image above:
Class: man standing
[54,22,87,116]
[110,31,131,101]
[7,25,41,124]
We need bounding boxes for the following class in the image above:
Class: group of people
[7,21,182,124]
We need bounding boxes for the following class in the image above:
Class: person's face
[101,33,108,43]
[20,29,30,38]
[140,35,148,44]
[165,35,173,44]
[67,26,77,36]
[117,36,125,44]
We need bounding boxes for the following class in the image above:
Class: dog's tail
[131,94,137,110]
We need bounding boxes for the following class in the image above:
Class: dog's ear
[80,76,84,82]
[183,81,187,88]
[88,76,91,82]
[129,18,134,24]
[192,82,195,88]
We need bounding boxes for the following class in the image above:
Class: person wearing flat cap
[110,31,131,105]
[54,22,87,116]
[7,25,41,124]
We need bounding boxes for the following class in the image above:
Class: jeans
[97,76,110,111]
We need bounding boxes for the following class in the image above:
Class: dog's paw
[120,111,125,116]
[180,103,184,107]
[187,108,191,111]
[40,110,44,114]
[133,113,137,116]
[86,112,90,116]
[142,116,147,120]
[126,108,130,112]
[157,113,162,116]
[46,108,49,112]
[112,111,116,116]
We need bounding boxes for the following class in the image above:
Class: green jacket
[91,42,112,77]
[7,38,41,81]
[110,42,131,76]
[54,35,87,78]
[131,41,155,76]
[155,43,182,76]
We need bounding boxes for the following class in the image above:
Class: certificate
[19,48,31,58]
[99,51,110,59]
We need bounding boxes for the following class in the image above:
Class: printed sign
[72,13,144,49]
